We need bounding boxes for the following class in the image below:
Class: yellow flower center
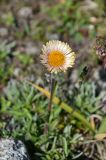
[48,51,65,67]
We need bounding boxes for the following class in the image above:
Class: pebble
[13,68,21,76]
[0,27,8,37]
[25,42,40,55]
[70,69,78,83]
[81,0,98,10]
[18,7,32,18]
[46,33,60,40]
[0,138,30,160]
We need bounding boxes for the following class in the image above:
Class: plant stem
[27,81,95,133]
[48,74,55,113]
[30,83,95,133]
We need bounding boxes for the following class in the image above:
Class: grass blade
[27,81,95,133]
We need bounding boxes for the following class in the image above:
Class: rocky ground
[0,138,30,160]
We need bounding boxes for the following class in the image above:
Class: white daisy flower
[40,40,76,73]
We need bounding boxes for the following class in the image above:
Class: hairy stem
[48,74,56,113]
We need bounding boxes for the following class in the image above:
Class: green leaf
[98,117,106,134]
[27,81,95,133]
[62,137,68,156]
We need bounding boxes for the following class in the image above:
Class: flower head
[40,40,76,73]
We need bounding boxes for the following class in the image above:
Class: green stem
[27,81,95,133]
[48,74,56,113]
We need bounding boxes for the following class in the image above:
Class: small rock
[0,138,30,160]
[13,68,21,76]
[18,7,32,18]
[93,69,100,81]
[0,27,8,37]
[80,0,98,11]
[46,33,60,40]
[88,24,94,31]
[70,69,78,83]
[90,17,98,24]
[25,42,40,55]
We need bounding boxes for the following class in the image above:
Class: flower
[40,40,76,73]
